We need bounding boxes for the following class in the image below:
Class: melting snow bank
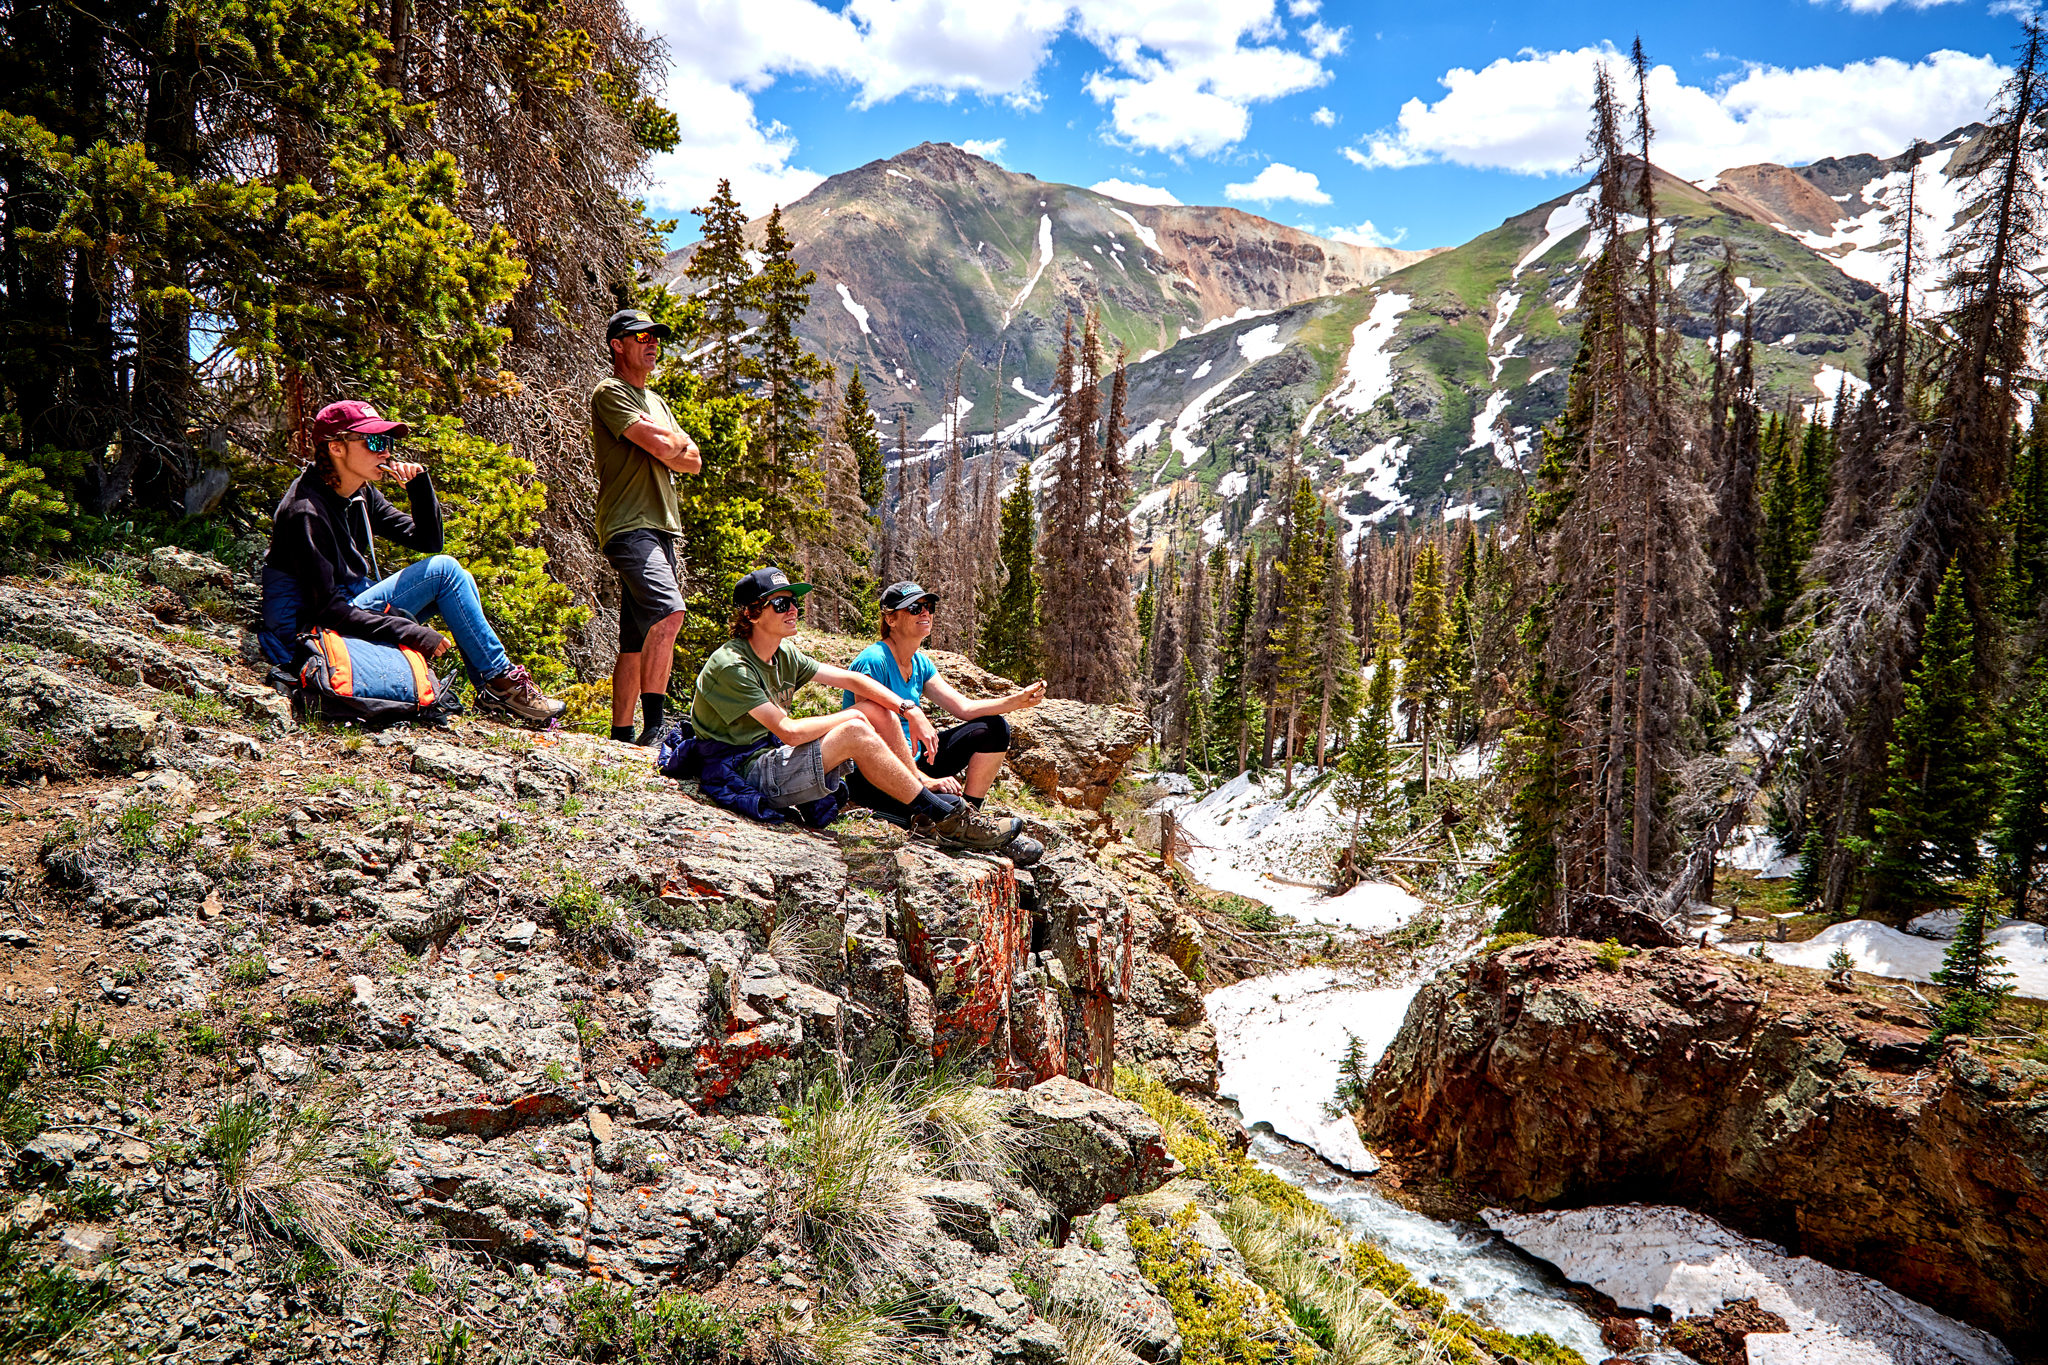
[1251,1135,1612,1365]
[1715,920,2048,999]
[1205,967,1425,1172]
[1486,1205,2015,1365]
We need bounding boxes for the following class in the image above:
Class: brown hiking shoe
[476,664,566,726]
[927,803,1025,854]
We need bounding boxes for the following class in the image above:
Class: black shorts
[843,717,1012,823]
[603,529,685,653]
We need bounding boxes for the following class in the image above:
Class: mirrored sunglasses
[362,432,396,455]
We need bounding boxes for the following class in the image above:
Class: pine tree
[1212,555,1256,775]
[1402,541,1457,795]
[1757,414,1802,633]
[1336,607,1400,867]
[2011,415,2048,616]
[844,368,887,512]
[685,179,760,401]
[1994,665,2048,901]
[1930,879,2017,1041]
[749,206,831,562]
[1272,475,1326,789]
[979,461,1041,684]
[1136,573,1157,678]
[1315,528,1362,766]
[1867,562,2001,912]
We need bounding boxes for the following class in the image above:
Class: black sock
[640,693,666,735]
[965,794,984,809]
[909,787,961,822]
[610,724,635,742]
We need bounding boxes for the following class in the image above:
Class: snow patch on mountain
[1301,292,1411,436]
[1516,193,1595,278]
[835,283,872,335]
[998,377,1059,444]
[1171,368,1249,460]
[1487,291,1522,345]
[917,395,976,444]
[1003,214,1055,327]
[1104,205,1162,255]
[1464,391,1525,467]
[1201,305,1276,336]
[1780,141,1972,311]
[1719,921,2048,1001]
[1236,323,1286,364]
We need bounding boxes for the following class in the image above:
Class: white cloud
[1347,44,2006,181]
[1287,0,1318,12]
[1327,220,1406,247]
[1091,177,1184,205]
[1301,21,1346,58]
[1225,162,1331,204]
[1311,106,1336,126]
[631,0,1340,215]
[959,137,1008,162]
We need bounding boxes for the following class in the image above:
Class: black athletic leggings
[843,716,1011,823]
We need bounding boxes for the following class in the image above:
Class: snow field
[1488,1205,2013,1365]
[1716,920,2048,1000]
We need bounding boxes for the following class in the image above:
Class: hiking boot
[927,803,1025,854]
[476,665,566,726]
[1002,834,1044,868]
[632,723,669,748]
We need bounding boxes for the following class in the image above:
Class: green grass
[171,691,239,727]
[0,1226,122,1357]
[566,1284,749,1363]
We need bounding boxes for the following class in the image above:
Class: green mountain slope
[1119,163,1887,548]
[656,141,1435,437]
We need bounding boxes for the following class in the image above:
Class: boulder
[1000,1075,1181,1217]
[0,662,175,769]
[1005,701,1147,811]
[146,547,233,593]
[1362,938,2048,1354]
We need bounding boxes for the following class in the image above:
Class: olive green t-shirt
[691,638,822,747]
[591,377,685,548]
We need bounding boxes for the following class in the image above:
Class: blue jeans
[259,555,510,683]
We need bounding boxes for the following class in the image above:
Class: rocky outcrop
[999,1075,1181,1217]
[1360,939,2048,1355]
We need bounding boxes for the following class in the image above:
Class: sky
[624,0,2019,251]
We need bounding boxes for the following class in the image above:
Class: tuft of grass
[62,1176,122,1220]
[1042,1289,1144,1365]
[773,1299,915,1365]
[0,1225,122,1357]
[199,1095,382,1274]
[440,829,487,875]
[776,1079,920,1282]
[1482,932,1539,955]
[225,954,270,988]
[565,1283,749,1363]
[902,1074,1015,1185]
[551,870,616,932]
[766,911,837,985]
[171,692,238,728]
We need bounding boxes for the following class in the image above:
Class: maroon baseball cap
[309,400,410,445]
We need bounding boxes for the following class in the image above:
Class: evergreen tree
[1136,573,1157,678]
[2010,414,2048,616]
[1930,879,2017,1041]
[1402,542,1458,795]
[1212,555,1256,774]
[1994,665,2048,901]
[1272,475,1326,788]
[1867,562,2002,912]
[1793,412,1833,561]
[685,179,760,401]
[979,461,1041,683]
[844,368,887,512]
[1758,414,1802,632]
[1315,528,1363,766]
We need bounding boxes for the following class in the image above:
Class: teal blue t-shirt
[842,641,935,740]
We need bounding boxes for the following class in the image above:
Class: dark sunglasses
[897,600,939,616]
[622,330,660,344]
[361,432,397,455]
[762,596,802,615]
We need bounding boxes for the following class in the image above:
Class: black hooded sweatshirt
[264,468,447,655]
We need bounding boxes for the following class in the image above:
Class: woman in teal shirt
[840,581,1047,845]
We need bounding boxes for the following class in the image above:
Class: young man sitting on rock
[258,400,566,725]
[840,580,1045,866]
[679,568,1027,857]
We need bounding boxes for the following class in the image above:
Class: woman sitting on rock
[257,400,565,725]
[840,580,1046,864]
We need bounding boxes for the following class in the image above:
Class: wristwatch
[896,696,918,715]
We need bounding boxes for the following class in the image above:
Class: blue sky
[628,0,2014,251]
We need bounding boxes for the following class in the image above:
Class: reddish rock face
[1360,939,2048,1354]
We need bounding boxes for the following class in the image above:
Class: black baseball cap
[733,567,814,608]
[606,308,673,342]
[880,581,938,610]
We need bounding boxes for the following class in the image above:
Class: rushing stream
[1248,1133,1622,1365]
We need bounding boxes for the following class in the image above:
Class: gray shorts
[741,740,855,809]
[603,529,686,653]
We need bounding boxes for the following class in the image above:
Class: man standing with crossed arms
[592,307,701,745]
